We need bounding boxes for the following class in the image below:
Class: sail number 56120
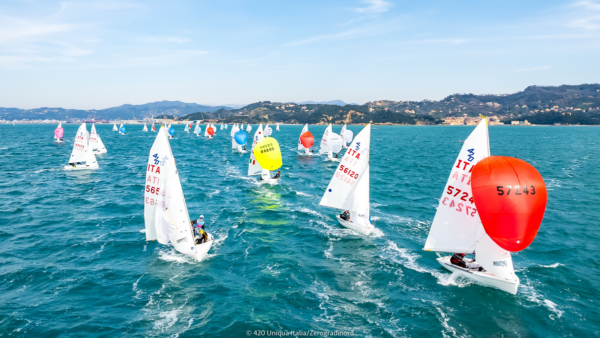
[338,165,359,179]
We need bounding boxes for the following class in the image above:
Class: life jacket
[451,253,465,265]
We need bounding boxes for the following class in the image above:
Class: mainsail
[247,124,264,176]
[423,119,490,253]
[144,128,197,255]
[320,124,371,227]
[90,124,107,154]
[69,123,90,164]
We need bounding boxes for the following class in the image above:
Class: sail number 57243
[496,185,536,195]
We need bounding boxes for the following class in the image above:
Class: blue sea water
[1,124,599,337]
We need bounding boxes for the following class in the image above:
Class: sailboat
[254,136,282,185]
[204,124,213,139]
[54,122,64,142]
[184,123,190,133]
[423,118,547,294]
[276,124,280,131]
[63,123,99,170]
[119,123,126,135]
[225,124,228,130]
[247,124,264,177]
[230,124,239,149]
[246,124,252,133]
[167,124,174,139]
[220,124,224,131]
[340,125,353,148]
[319,124,343,161]
[151,124,156,132]
[144,127,214,260]
[240,123,244,132]
[211,123,217,136]
[112,123,118,131]
[90,124,107,154]
[298,124,315,156]
[320,124,372,234]
[194,122,201,136]
[264,124,272,136]
[233,126,248,153]
[143,124,148,132]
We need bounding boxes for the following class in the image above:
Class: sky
[0,0,599,109]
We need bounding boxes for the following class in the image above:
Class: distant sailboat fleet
[55,120,548,294]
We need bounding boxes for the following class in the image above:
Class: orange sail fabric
[300,131,314,148]
[471,156,547,252]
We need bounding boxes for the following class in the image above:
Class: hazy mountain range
[2,85,599,125]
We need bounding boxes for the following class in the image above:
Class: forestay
[423,119,490,253]
[320,124,371,227]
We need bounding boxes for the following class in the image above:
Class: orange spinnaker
[207,127,215,136]
[471,156,547,252]
[300,131,314,148]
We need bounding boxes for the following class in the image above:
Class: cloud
[354,0,392,14]
[0,21,75,43]
[568,1,600,30]
[286,17,404,46]
[515,65,552,72]
[142,37,191,43]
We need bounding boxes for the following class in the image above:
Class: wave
[520,280,564,320]
[157,248,198,264]
[295,191,312,197]
[380,241,473,288]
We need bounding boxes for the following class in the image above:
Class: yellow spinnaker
[254,137,282,170]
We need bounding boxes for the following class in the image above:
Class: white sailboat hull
[191,233,214,260]
[336,215,373,235]
[437,256,519,294]
[258,178,279,185]
[63,163,99,170]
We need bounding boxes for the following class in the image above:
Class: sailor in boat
[340,210,351,222]
[334,153,339,159]
[191,215,208,244]
[272,171,281,179]
[450,253,485,271]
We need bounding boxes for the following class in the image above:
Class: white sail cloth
[247,124,264,176]
[298,124,309,151]
[69,123,90,163]
[424,119,490,253]
[320,125,371,227]
[319,124,343,155]
[90,124,107,154]
[144,128,197,255]
[231,124,240,149]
